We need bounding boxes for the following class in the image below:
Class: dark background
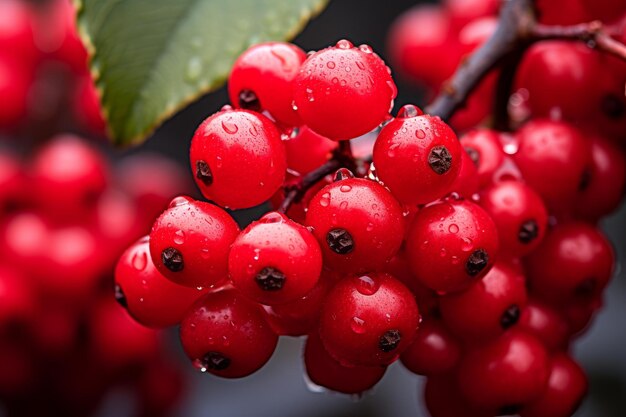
[109,1,626,416]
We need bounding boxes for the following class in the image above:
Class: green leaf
[75,0,329,146]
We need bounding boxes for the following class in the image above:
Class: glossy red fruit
[561,296,602,336]
[406,199,499,293]
[400,319,460,375]
[0,0,38,64]
[319,272,420,366]
[304,331,386,394]
[373,105,462,205]
[479,180,548,257]
[534,0,587,25]
[518,300,570,352]
[0,267,34,331]
[149,196,240,288]
[525,223,614,305]
[424,374,493,417]
[265,271,337,336]
[459,129,505,188]
[29,135,109,221]
[270,172,330,224]
[0,55,32,128]
[180,290,278,378]
[580,0,626,22]
[440,261,527,341]
[444,0,500,29]
[115,236,207,328]
[284,126,337,174]
[228,42,306,126]
[575,136,626,221]
[458,330,550,412]
[513,120,590,213]
[520,354,588,417]
[293,39,397,140]
[228,212,322,305]
[305,175,405,274]
[73,75,106,134]
[189,108,287,209]
[450,147,480,198]
[387,5,459,87]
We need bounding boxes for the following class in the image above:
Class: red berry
[443,0,500,29]
[180,290,278,378]
[440,260,527,341]
[534,0,588,25]
[229,42,306,126]
[149,196,239,288]
[228,212,322,305]
[373,105,462,205]
[459,129,505,188]
[513,120,591,213]
[284,125,337,175]
[518,300,570,352]
[457,330,550,411]
[424,374,493,417]
[525,222,614,305]
[0,267,34,332]
[115,236,208,328]
[406,199,499,293]
[304,331,386,394]
[189,108,287,209]
[574,135,626,221]
[319,272,420,366]
[73,75,106,134]
[520,354,588,417]
[0,55,32,128]
[305,176,405,274]
[293,40,396,140]
[0,0,38,64]
[449,147,480,198]
[400,318,460,376]
[479,180,548,257]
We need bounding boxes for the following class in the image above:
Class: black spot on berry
[466,249,489,276]
[428,145,453,175]
[199,352,231,371]
[326,228,354,254]
[255,267,286,291]
[518,220,539,244]
[601,94,625,119]
[238,89,261,111]
[379,329,402,352]
[500,305,521,329]
[579,167,592,191]
[498,404,522,416]
[464,146,480,166]
[114,284,127,308]
[196,160,213,185]
[574,278,597,299]
[162,247,184,272]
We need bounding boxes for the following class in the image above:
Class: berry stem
[278,140,356,214]
[425,0,626,123]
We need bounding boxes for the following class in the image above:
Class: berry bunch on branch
[115,0,626,416]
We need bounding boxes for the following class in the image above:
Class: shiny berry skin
[228,212,322,305]
[519,300,570,352]
[534,0,587,25]
[305,176,404,274]
[459,129,505,188]
[450,147,480,198]
[400,319,460,376]
[149,196,240,288]
[479,180,548,257]
[228,42,306,126]
[29,135,109,221]
[440,260,527,342]
[406,199,499,293]
[525,222,614,305]
[284,126,337,175]
[520,354,588,417]
[0,267,34,332]
[189,108,287,209]
[458,330,550,412]
[424,374,493,417]
[513,120,590,213]
[293,39,397,140]
[373,106,462,205]
[180,290,278,378]
[304,331,386,394]
[265,271,336,336]
[444,0,500,29]
[574,136,626,221]
[0,55,32,128]
[115,236,207,328]
[319,273,420,366]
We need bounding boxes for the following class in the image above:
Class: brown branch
[277,141,354,214]
[531,22,626,60]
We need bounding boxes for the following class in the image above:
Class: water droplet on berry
[327,61,336,69]
[355,61,366,71]
[439,248,447,257]
[260,212,284,223]
[366,222,374,232]
[339,201,348,209]
[461,237,473,252]
[355,275,380,295]
[359,44,373,54]
[291,101,298,111]
[131,252,147,271]
[339,184,352,193]
[451,256,460,265]
[319,192,331,207]
[306,88,315,102]
[336,39,353,49]
[221,120,238,134]
[253,249,261,261]
[351,317,366,333]
[416,129,426,139]
[169,196,190,208]
[448,224,459,234]
[386,80,397,98]
[173,230,185,245]
[200,248,210,259]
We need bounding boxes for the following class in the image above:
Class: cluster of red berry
[114,6,625,412]
[0,137,188,415]
[0,0,104,136]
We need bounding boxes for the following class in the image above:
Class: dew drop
[351,317,366,333]
[169,196,190,208]
[221,120,238,134]
[416,129,426,139]
[340,184,352,193]
[319,192,331,207]
[355,275,380,295]
[327,61,336,69]
[336,39,353,49]
[131,251,148,271]
[359,44,373,54]
[355,61,366,70]
[173,230,186,245]
[339,201,348,209]
[448,224,459,234]
[461,237,473,252]
[366,222,374,232]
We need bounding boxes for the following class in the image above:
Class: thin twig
[531,22,626,60]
